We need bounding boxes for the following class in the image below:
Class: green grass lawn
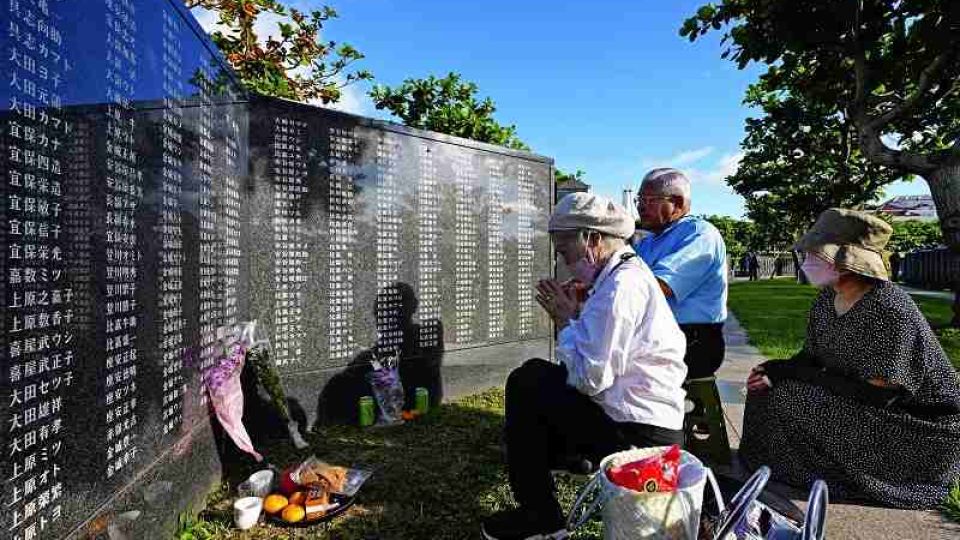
[181,389,604,540]
[728,279,959,369]
[728,279,960,522]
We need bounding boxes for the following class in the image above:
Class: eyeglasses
[634,195,674,206]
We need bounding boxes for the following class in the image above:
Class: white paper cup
[233,496,263,530]
[247,469,275,497]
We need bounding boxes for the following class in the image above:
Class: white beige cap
[548,192,635,239]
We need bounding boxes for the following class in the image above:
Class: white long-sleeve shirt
[557,245,688,430]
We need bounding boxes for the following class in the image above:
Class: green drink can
[415,387,429,415]
[359,396,375,427]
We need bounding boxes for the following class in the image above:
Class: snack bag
[605,444,681,493]
[292,456,374,497]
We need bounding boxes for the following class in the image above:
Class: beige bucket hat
[795,208,893,280]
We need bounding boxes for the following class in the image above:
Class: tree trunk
[925,162,960,327]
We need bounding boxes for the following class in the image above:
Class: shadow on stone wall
[316,282,445,426]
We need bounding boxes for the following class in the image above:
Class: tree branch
[850,0,868,123]
[848,0,947,175]
[867,51,955,130]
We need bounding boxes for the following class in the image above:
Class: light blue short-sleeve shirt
[633,215,728,324]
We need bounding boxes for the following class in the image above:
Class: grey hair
[639,168,691,200]
[577,229,627,251]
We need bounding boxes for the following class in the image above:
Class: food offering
[263,457,373,527]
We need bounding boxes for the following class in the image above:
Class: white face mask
[571,234,601,285]
[801,255,840,288]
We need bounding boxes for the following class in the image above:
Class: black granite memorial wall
[0,1,554,539]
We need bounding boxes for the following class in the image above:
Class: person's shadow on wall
[317,282,445,425]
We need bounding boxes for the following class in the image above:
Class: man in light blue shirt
[634,168,728,378]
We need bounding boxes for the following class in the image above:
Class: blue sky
[195,0,930,217]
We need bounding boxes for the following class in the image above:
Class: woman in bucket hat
[740,208,960,508]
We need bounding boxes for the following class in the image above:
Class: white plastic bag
[567,447,724,540]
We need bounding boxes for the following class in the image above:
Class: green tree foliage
[703,215,757,260]
[555,169,586,185]
[681,1,960,254]
[185,0,372,103]
[369,73,528,150]
[886,219,944,252]
[731,89,902,242]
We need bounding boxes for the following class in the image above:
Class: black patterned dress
[739,281,960,508]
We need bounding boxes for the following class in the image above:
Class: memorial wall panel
[245,98,553,376]
[0,1,553,538]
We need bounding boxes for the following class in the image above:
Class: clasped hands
[535,278,582,330]
[746,365,772,394]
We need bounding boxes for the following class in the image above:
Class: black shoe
[480,508,568,540]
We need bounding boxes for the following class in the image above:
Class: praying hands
[535,278,579,329]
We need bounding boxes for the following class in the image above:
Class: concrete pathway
[713,313,960,539]
[899,284,955,302]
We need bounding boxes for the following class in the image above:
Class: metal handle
[704,468,726,517]
[566,472,605,531]
[801,479,829,540]
[712,466,771,540]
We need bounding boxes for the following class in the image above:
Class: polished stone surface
[0,2,554,539]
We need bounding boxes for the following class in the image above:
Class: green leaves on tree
[184,0,373,103]
[369,72,528,150]
[681,0,960,252]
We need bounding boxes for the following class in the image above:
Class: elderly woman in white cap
[742,208,960,509]
[481,193,688,540]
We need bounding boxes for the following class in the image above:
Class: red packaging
[605,444,681,493]
[278,466,299,495]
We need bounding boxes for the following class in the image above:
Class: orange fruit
[263,494,288,514]
[288,491,306,506]
[281,503,306,523]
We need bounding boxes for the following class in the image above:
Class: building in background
[622,187,640,221]
[556,175,590,202]
[873,195,938,221]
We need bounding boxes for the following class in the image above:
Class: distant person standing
[634,168,729,379]
[889,251,902,282]
[747,251,760,281]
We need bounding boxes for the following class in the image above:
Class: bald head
[636,168,692,233]
[640,168,691,201]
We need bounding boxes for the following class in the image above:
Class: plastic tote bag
[567,447,724,540]
[706,466,828,540]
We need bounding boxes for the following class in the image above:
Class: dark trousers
[680,323,725,379]
[504,359,683,522]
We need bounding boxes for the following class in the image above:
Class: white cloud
[191,6,284,41]
[311,80,374,116]
[682,152,743,195]
[706,152,743,185]
[641,146,715,170]
[640,149,742,188]
[670,146,716,167]
[190,6,374,117]
[192,7,220,33]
